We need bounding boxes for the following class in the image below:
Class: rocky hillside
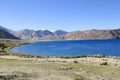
[0,26,19,39]
[64,29,120,40]
[10,29,66,40]
[53,30,68,35]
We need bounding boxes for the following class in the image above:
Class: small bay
[11,39,120,56]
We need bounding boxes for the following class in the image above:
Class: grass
[62,62,120,79]
[74,75,87,80]
[0,59,77,80]
[0,56,120,80]
[0,39,31,55]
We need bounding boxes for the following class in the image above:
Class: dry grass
[0,56,120,80]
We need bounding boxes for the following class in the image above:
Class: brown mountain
[64,29,120,40]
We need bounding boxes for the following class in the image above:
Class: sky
[0,0,120,31]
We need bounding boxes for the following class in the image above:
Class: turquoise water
[11,39,120,56]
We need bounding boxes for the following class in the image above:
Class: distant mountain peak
[41,29,48,31]
[53,30,68,35]
[50,30,56,32]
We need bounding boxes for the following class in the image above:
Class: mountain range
[9,29,67,40]
[0,25,120,40]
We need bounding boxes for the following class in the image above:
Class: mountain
[11,29,64,40]
[0,26,19,39]
[3,25,120,40]
[53,30,68,35]
[64,29,120,40]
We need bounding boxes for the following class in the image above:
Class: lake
[11,39,120,56]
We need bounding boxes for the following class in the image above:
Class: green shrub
[74,75,86,80]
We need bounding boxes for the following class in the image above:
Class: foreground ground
[0,55,120,80]
[0,39,120,80]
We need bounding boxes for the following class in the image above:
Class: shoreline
[9,42,119,59]
[0,39,119,58]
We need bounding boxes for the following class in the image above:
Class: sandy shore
[0,55,120,80]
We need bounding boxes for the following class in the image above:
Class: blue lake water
[11,39,120,56]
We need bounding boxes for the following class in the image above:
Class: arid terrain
[0,55,120,80]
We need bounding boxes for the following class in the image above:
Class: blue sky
[0,0,120,31]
